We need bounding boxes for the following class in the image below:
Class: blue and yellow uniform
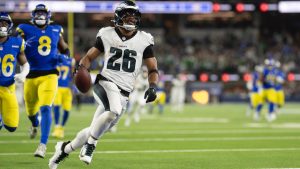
[275,69,285,107]
[250,72,263,108]
[262,67,277,104]
[16,23,63,145]
[261,66,277,116]
[52,54,73,138]
[0,37,25,130]
[16,23,62,117]
[54,55,73,111]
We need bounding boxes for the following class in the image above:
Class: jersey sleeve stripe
[16,27,24,36]
[20,39,25,52]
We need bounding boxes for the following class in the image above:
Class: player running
[52,54,75,138]
[261,59,277,122]
[0,12,29,132]
[247,65,263,121]
[49,1,159,168]
[16,4,70,158]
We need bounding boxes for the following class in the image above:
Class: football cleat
[49,141,70,169]
[79,143,96,165]
[34,143,47,158]
[58,127,64,139]
[51,126,60,137]
[29,126,38,139]
[253,112,260,121]
[52,126,64,139]
[266,113,277,122]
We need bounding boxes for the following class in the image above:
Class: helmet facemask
[114,1,141,32]
[0,13,13,37]
[34,11,48,26]
[31,4,51,27]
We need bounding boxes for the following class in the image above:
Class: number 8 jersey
[16,24,62,71]
[96,27,154,92]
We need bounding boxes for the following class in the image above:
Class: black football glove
[144,84,157,103]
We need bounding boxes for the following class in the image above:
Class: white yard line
[1,129,299,137]
[162,117,229,123]
[1,147,300,156]
[0,136,300,144]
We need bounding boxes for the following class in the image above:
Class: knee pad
[4,125,17,132]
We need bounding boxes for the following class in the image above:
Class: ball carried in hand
[74,66,91,93]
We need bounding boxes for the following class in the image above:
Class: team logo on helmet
[113,0,141,31]
[0,12,13,37]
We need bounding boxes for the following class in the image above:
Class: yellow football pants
[24,74,58,116]
[54,87,72,111]
[0,84,19,128]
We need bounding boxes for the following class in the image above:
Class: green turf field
[1,103,300,169]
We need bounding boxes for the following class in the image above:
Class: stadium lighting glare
[287,73,295,82]
[236,3,245,12]
[200,73,209,82]
[243,73,252,82]
[28,1,86,13]
[236,3,255,12]
[0,1,279,13]
[222,73,230,82]
[279,1,300,13]
[213,3,220,12]
[260,3,268,12]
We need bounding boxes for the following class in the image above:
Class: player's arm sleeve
[20,39,25,53]
[94,37,105,53]
[16,26,25,37]
[143,32,155,59]
[60,26,64,37]
[143,45,154,59]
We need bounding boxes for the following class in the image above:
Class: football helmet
[31,4,51,27]
[113,0,141,31]
[0,12,13,37]
[264,58,275,68]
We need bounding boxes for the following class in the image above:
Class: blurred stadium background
[1,0,300,169]
[2,0,300,104]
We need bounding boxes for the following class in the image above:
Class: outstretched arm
[144,57,159,87]
[58,35,70,56]
[79,47,102,69]
[143,46,159,103]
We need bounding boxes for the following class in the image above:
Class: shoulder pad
[96,26,113,38]
[141,31,154,45]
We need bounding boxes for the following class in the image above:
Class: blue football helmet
[0,12,13,37]
[31,4,51,26]
[113,0,141,31]
[264,58,275,66]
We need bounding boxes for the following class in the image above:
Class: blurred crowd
[73,28,300,77]
[156,30,299,76]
